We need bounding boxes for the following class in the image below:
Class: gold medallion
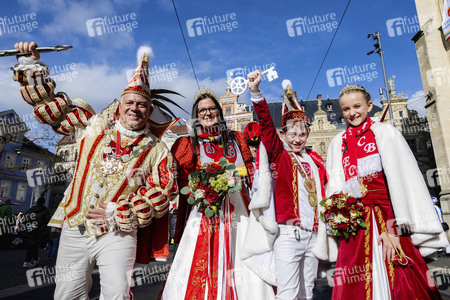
[304,178,316,194]
[308,193,318,207]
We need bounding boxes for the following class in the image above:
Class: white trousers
[54,224,137,300]
[274,225,318,300]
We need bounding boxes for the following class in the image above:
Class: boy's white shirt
[314,121,448,261]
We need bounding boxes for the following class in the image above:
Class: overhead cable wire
[306,0,352,99]
[171,0,200,89]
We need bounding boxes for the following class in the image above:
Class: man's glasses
[197,106,218,116]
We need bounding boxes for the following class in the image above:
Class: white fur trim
[12,61,48,73]
[357,154,383,177]
[281,79,292,91]
[136,45,154,63]
[115,120,151,138]
[342,177,361,198]
[250,92,264,102]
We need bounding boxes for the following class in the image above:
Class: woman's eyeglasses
[197,106,218,116]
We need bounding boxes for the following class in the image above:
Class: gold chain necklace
[101,122,156,175]
[289,152,318,207]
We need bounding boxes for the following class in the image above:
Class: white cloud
[406,90,426,116]
[17,0,139,51]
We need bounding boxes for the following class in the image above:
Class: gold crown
[194,86,218,103]
[339,84,367,97]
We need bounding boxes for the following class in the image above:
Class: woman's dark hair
[191,93,236,165]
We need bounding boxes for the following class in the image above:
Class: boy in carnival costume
[248,70,328,300]
[314,84,447,299]
[12,42,178,299]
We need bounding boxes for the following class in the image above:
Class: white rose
[193,189,205,199]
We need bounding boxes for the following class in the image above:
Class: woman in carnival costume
[161,88,275,299]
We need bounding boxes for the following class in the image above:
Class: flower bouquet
[319,192,367,240]
[180,157,242,218]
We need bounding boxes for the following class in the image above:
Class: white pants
[274,225,318,300]
[54,224,137,300]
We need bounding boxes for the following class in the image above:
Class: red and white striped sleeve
[128,150,178,228]
[12,62,95,136]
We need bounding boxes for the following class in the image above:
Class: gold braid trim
[364,207,371,300]
[292,166,299,220]
[374,206,395,289]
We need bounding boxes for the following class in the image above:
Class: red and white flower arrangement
[320,192,367,240]
[180,157,242,218]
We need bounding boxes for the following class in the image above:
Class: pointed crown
[281,79,310,128]
[121,46,153,101]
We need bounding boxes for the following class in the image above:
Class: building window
[4,154,15,169]
[22,157,31,169]
[0,180,11,198]
[399,111,404,119]
[16,182,27,202]
[225,107,232,115]
[241,124,246,132]
[36,160,44,168]
[31,186,43,206]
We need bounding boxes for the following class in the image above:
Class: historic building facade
[413,0,450,223]
[0,110,55,212]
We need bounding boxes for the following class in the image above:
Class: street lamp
[367,31,394,126]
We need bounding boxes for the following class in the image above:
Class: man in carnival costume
[247,71,328,300]
[12,41,178,299]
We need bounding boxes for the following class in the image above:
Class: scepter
[0,45,72,57]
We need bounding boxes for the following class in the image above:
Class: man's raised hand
[14,41,40,61]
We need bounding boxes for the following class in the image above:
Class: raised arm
[248,70,284,163]
[12,41,95,136]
